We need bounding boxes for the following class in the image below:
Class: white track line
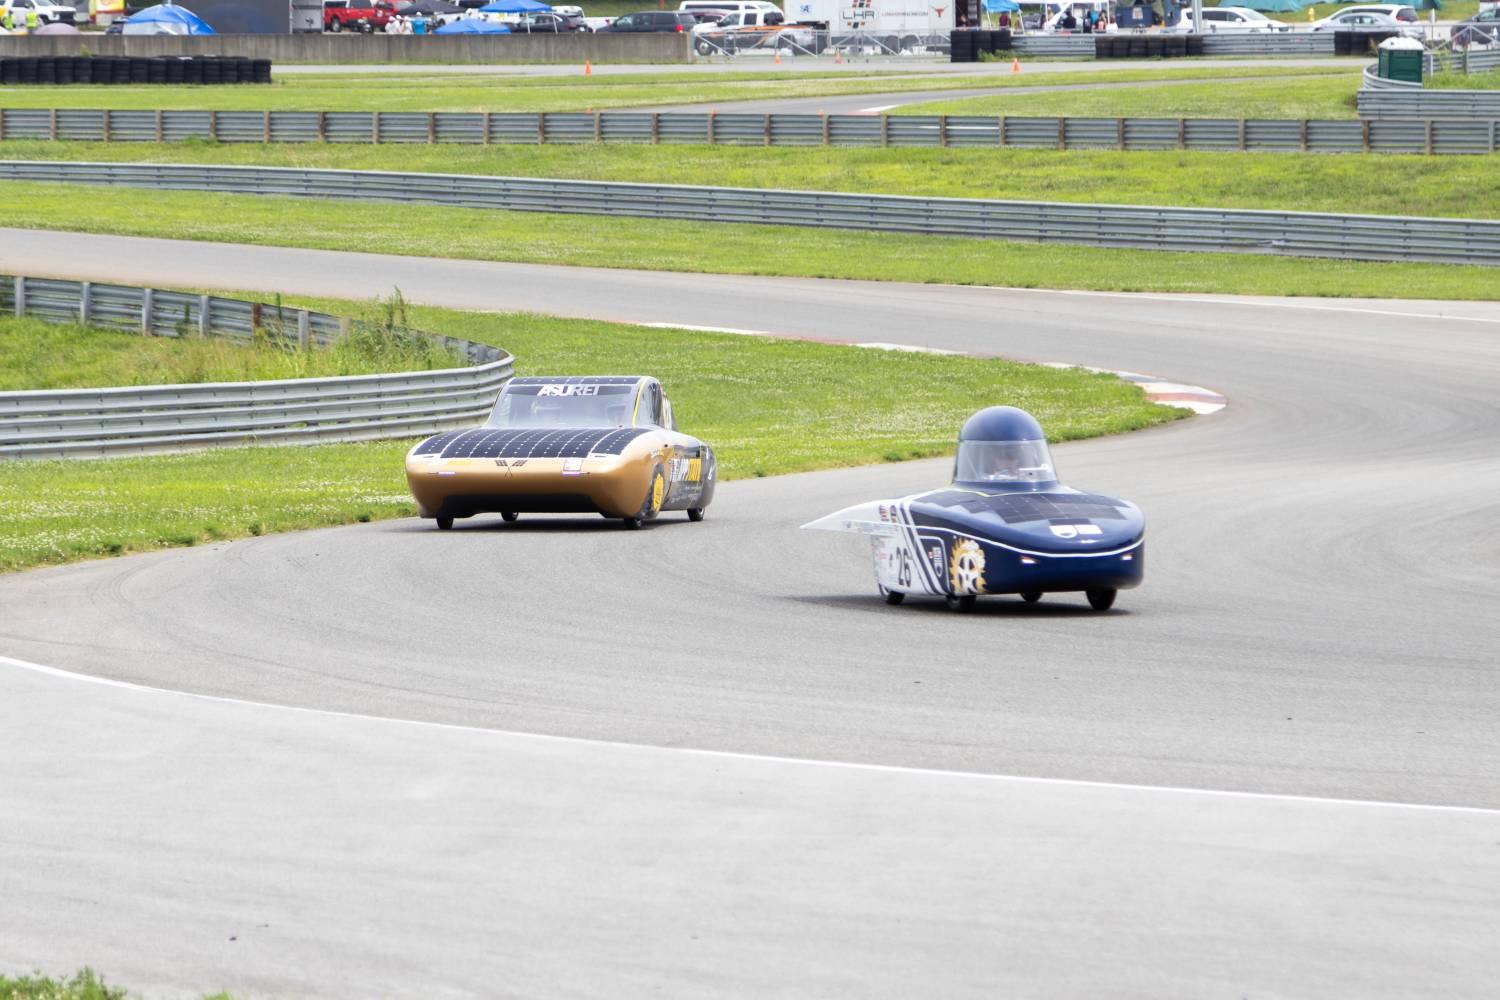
[1046,288,1500,324]
[5,653,1492,816]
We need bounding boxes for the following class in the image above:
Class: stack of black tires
[950,28,1012,63]
[1094,34,1194,58]
[0,55,272,85]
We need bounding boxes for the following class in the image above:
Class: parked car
[693,7,814,52]
[1320,4,1419,23]
[678,0,779,18]
[323,0,401,32]
[684,7,733,23]
[514,10,585,30]
[596,10,695,30]
[1170,6,1290,32]
[1452,8,1500,45]
[1,0,77,25]
[1310,10,1418,34]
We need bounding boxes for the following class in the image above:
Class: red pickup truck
[323,0,399,32]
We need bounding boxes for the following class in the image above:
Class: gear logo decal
[949,539,987,595]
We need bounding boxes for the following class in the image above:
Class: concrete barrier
[0,33,690,65]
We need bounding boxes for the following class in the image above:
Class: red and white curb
[643,323,1226,415]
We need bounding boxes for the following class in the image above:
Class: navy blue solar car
[804,406,1144,611]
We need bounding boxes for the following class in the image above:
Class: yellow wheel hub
[651,474,665,512]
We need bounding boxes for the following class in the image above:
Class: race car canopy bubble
[959,406,1046,443]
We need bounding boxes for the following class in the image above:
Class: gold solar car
[405,376,716,530]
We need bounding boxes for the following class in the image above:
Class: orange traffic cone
[774,47,781,65]
[833,47,842,64]
[584,60,592,76]
[1011,57,1021,74]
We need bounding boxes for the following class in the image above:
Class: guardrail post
[79,281,91,326]
[318,111,327,142]
[209,110,218,142]
[594,111,602,143]
[1425,120,1434,155]
[155,110,164,142]
[103,109,112,143]
[821,112,830,145]
[1362,119,1371,153]
[198,295,211,337]
[140,288,154,337]
[483,110,493,145]
[0,110,6,143]
[1238,119,1247,151]
[372,111,381,145]
[997,115,1005,148]
[1300,119,1309,152]
[427,112,436,144]
[939,115,949,148]
[537,113,546,145]
[764,113,772,146]
[1177,118,1186,151]
[12,276,22,318]
[297,310,311,350]
[339,316,352,339]
[264,110,272,144]
[1057,118,1065,151]
[1116,117,1125,152]
[651,113,660,145]
[250,302,261,334]
[1491,121,1497,155]
[707,111,716,146]
[881,114,890,148]
[49,109,57,142]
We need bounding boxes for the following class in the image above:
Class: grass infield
[0,303,1183,574]
[0,969,230,1000]
[0,65,1352,114]
[2,140,1492,220]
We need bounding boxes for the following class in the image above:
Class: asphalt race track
[3,230,1499,997]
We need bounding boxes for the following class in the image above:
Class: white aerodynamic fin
[799,500,902,536]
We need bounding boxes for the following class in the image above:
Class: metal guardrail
[0,274,513,460]
[4,108,1497,154]
[1358,85,1500,120]
[1200,33,1335,56]
[4,160,1498,266]
[1011,35,1095,58]
[1360,63,1422,92]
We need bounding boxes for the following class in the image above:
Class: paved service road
[2,230,1498,997]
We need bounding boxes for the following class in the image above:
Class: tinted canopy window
[489,383,638,428]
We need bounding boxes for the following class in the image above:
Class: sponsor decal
[1049,523,1103,539]
[562,458,583,475]
[949,539,987,595]
[538,384,601,397]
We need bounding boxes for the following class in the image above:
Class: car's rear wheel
[623,467,665,529]
[881,585,905,605]
[501,512,520,522]
[1020,590,1042,604]
[1086,588,1117,611]
[436,516,453,530]
[687,507,706,522]
[945,594,976,613]
[328,17,343,31]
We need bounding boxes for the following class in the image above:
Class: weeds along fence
[3,160,1498,266]
[0,275,513,460]
[3,108,1498,154]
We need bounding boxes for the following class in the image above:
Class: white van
[679,0,780,19]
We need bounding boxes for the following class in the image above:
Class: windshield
[954,439,1056,485]
[487,383,637,428]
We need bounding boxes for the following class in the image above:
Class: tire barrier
[0,55,271,86]
[3,108,1495,154]
[4,160,1498,266]
[0,274,512,460]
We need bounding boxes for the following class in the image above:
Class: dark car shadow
[790,594,1128,617]
[389,516,675,534]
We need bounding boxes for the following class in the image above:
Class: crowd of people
[0,7,44,31]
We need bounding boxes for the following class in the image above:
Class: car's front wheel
[881,585,905,605]
[945,594,976,613]
[436,516,453,530]
[501,512,519,522]
[1020,590,1042,604]
[1086,588,1117,611]
[687,507,706,522]
[328,17,343,31]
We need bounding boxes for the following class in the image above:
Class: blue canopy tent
[120,2,217,34]
[478,0,552,12]
[433,17,513,31]
[982,0,1020,11]
[1226,0,1304,11]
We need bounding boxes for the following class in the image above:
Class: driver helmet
[533,397,565,424]
[953,406,1058,487]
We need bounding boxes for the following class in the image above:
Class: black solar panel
[418,427,651,460]
[921,490,1127,523]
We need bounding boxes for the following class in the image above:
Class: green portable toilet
[1377,36,1425,84]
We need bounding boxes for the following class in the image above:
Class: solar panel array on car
[413,428,651,459]
[920,490,1128,523]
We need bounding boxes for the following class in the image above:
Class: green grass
[3,140,1495,218]
[0,303,1182,573]
[5,179,1497,301]
[896,72,1363,119]
[1429,67,1500,89]
[0,312,462,391]
[0,64,1353,113]
[0,969,229,1000]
